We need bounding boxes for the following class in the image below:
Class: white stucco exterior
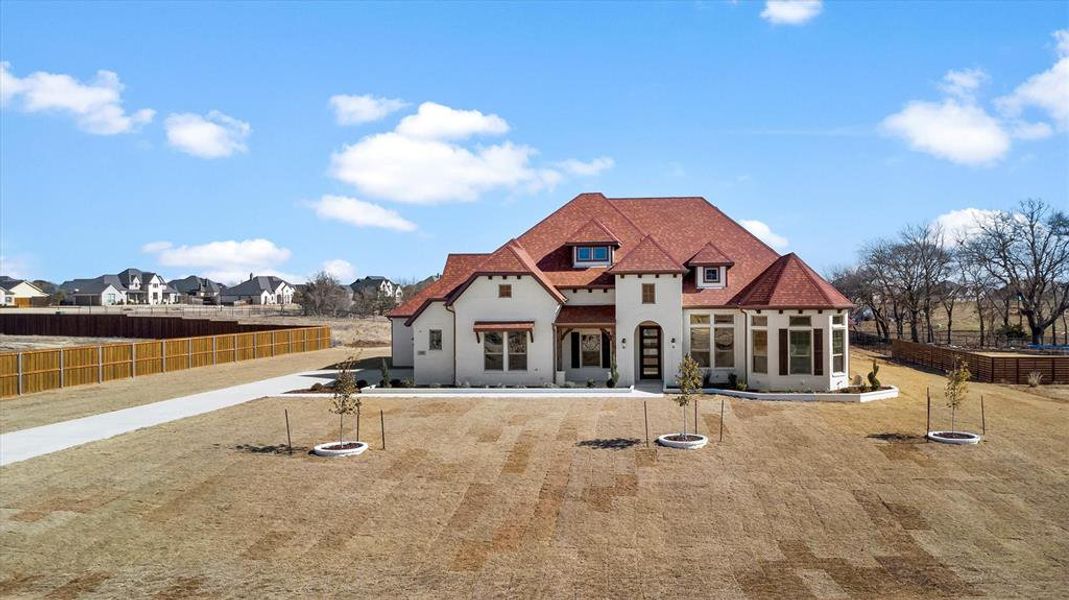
[390,317,414,368]
[411,302,455,385]
[451,275,559,386]
[613,273,684,387]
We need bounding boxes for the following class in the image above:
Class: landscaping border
[688,386,900,403]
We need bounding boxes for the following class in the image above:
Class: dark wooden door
[639,326,662,379]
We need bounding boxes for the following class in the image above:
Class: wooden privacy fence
[0,313,296,339]
[891,339,1068,384]
[0,326,331,398]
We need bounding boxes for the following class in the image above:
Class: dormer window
[574,245,611,266]
[703,267,720,283]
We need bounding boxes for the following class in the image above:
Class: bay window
[789,330,812,375]
[832,328,845,373]
[752,329,768,373]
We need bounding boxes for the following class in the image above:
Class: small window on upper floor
[575,245,611,265]
[703,267,720,283]
[499,284,512,298]
[642,283,656,304]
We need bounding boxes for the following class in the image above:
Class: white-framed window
[789,330,812,375]
[484,332,504,371]
[703,267,720,283]
[713,314,734,368]
[508,331,528,371]
[484,330,528,371]
[752,329,768,374]
[689,314,710,367]
[832,328,845,373]
[574,245,611,266]
[429,329,443,351]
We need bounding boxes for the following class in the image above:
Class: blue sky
[1,1,1066,285]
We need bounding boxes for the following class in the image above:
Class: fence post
[59,349,65,388]
[16,352,23,395]
[161,340,166,372]
[212,335,217,365]
[188,338,192,369]
[233,334,238,361]
[98,345,104,384]
[252,334,257,360]
[131,342,137,378]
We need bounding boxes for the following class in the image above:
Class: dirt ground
[0,347,387,434]
[1,349,1066,598]
[0,335,139,352]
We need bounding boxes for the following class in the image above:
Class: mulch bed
[321,442,365,451]
[663,434,704,442]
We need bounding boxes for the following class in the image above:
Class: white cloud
[140,241,173,253]
[932,208,1002,245]
[395,102,509,140]
[311,195,418,232]
[321,259,356,281]
[164,110,250,158]
[760,0,822,25]
[557,157,615,176]
[331,132,549,204]
[881,98,1010,166]
[0,62,154,134]
[995,30,1069,130]
[143,238,292,284]
[329,94,408,125]
[740,219,789,250]
[1010,121,1053,140]
[939,68,988,99]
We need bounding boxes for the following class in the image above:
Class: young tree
[964,199,1069,344]
[673,355,703,438]
[944,360,971,433]
[329,355,362,445]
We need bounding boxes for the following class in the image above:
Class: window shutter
[571,332,580,369]
[813,328,824,376]
[778,329,789,376]
[601,332,611,367]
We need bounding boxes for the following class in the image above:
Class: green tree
[673,355,703,437]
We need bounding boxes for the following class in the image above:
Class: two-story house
[220,275,295,305]
[388,193,852,391]
[169,275,226,305]
[350,276,404,303]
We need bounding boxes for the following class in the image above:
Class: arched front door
[636,323,662,380]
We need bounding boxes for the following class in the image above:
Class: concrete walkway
[1,367,664,467]
[0,369,337,467]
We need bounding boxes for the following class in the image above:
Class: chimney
[249,273,253,281]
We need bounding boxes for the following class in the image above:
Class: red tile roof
[564,218,620,246]
[554,305,616,326]
[687,242,734,267]
[387,253,487,321]
[393,193,850,319]
[730,253,853,309]
[607,235,686,274]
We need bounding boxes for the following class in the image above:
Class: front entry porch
[553,305,616,386]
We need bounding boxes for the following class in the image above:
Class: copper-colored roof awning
[554,305,615,327]
[473,321,535,342]
[473,321,535,332]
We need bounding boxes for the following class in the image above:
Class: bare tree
[298,271,351,316]
[963,199,1069,344]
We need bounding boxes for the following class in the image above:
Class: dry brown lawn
[1,349,1066,598]
[0,347,386,434]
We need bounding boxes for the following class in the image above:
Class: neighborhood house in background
[389,193,853,391]
[0,277,49,307]
[60,268,179,306]
[220,275,295,305]
[350,276,404,303]
[168,275,226,305]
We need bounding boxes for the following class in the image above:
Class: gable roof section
[60,275,126,295]
[564,218,621,246]
[445,240,565,306]
[607,235,685,274]
[388,253,488,322]
[730,253,853,309]
[687,242,734,267]
[225,276,292,296]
